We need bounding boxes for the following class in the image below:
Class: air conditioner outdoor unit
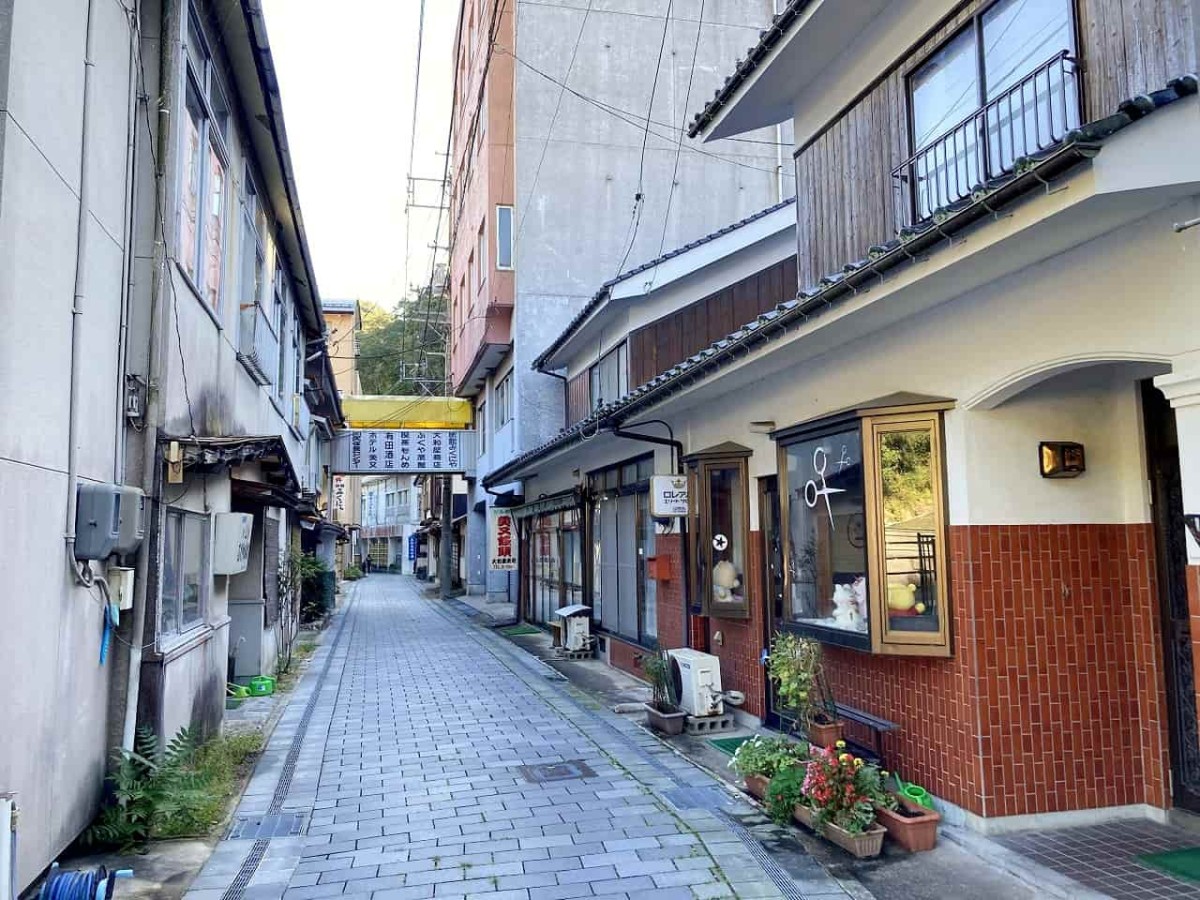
[667,649,744,717]
[553,604,592,651]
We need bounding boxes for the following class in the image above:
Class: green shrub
[344,564,363,580]
[728,735,809,780]
[765,764,808,826]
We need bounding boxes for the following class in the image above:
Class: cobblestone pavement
[186,576,862,900]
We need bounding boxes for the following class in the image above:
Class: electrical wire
[401,0,427,303]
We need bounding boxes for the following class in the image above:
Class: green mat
[499,624,543,637]
[709,736,750,757]
[1137,848,1200,883]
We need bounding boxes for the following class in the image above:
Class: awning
[171,435,301,499]
[340,395,474,429]
[510,489,582,519]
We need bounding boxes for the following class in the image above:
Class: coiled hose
[38,865,128,900]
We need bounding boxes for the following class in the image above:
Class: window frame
[589,342,629,410]
[495,372,513,430]
[687,450,752,620]
[179,7,230,313]
[160,507,210,638]
[496,205,514,270]
[477,399,488,455]
[775,402,952,657]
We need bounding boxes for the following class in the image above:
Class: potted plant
[764,764,809,826]
[794,743,888,859]
[766,632,843,746]
[641,650,686,735]
[874,774,941,852]
[728,735,809,799]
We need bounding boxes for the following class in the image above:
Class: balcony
[237,302,279,387]
[892,52,1080,232]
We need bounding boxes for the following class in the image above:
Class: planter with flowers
[786,742,893,859]
[766,632,844,747]
[728,735,809,800]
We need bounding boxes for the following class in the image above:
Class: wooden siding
[628,257,798,389]
[793,0,1196,289]
[566,371,590,427]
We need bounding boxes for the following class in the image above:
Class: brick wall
[823,524,1168,817]
[705,530,768,720]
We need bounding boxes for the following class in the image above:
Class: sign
[332,429,475,475]
[489,509,518,571]
[332,476,346,513]
[213,512,254,575]
[407,533,418,561]
[650,474,689,517]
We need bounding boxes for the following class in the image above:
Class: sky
[260,1,458,311]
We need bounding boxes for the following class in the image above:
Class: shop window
[775,403,950,656]
[588,456,656,644]
[688,448,752,620]
[161,508,209,636]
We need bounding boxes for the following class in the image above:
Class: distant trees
[356,281,447,396]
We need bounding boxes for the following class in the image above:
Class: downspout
[123,0,179,751]
[773,0,785,203]
[114,0,140,483]
[64,0,100,584]
[609,422,691,650]
[543,370,570,432]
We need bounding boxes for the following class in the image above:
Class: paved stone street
[185,575,861,900]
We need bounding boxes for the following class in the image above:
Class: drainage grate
[226,812,307,840]
[716,811,809,900]
[220,839,268,900]
[517,759,597,784]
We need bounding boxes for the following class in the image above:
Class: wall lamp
[1039,442,1086,479]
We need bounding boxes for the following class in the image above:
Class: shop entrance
[759,475,792,729]
[1143,381,1200,813]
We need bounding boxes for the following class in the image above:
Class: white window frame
[160,507,210,637]
[478,399,488,455]
[179,8,230,312]
[477,220,487,288]
[496,205,514,270]
[495,372,513,430]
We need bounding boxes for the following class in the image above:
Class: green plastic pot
[248,676,276,696]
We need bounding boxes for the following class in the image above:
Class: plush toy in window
[712,560,741,603]
[887,581,927,616]
[831,583,862,630]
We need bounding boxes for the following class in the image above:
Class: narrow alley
[186,576,856,900]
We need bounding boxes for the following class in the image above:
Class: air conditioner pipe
[608,421,691,651]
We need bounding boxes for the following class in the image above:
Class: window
[689,450,751,619]
[238,168,266,312]
[496,206,513,270]
[275,271,289,400]
[180,10,229,310]
[469,251,477,296]
[589,342,628,410]
[477,400,488,455]
[495,372,512,430]
[589,457,656,643]
[477,220,487,288]
[527,510,583,625]
[904,0,1077,221]
[775,404,950,655]
[161,508,209,636]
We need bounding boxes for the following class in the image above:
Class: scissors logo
[804,446,844,529]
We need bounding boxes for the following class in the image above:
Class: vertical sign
[489,509,518,571]
[332,476,346,513]
[407,533,418,561]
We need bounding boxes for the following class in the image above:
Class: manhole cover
[226,813,307,840]
[518,759,597,784]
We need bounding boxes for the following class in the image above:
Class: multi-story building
[448,0,794,601]
[0,0,341,889]
[323,297,363,572]
[360,474,420,573]
[487,0,1200,833]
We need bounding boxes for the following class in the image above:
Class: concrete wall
[0,0,137,888]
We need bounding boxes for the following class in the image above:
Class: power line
[401,0,428,304]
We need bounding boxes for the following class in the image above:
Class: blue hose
[38,865,129,900]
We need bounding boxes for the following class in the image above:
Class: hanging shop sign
[332,476,346,513]
[332,429,475,475]
[650,474,690,517]
[407,533,418,561]
[489,509,519,571]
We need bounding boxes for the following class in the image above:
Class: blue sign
[407,534,418,561]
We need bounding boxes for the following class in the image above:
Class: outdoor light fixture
[1039,442,1086,478]
[749,420,776,433]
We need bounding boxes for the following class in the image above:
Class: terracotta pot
[875,794,941,852]
[644,703,687,735]
[807,720,844,748]
[793,803,817,830]
[743,773,769,799]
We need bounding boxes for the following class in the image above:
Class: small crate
[684,714,735,735]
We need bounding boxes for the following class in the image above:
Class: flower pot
[875,795,941,852]
[807,720,844,747]
[824,821,886,859]
[743,774,770,799]
[793,803,817,830]
[644,703,687,735]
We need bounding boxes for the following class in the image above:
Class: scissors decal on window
[804,446,845,529]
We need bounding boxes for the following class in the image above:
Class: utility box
[114,486,146,555]
[74,484,122,560]
[213,513,254,575]
[109,566,136,611]
[553,604,592,652]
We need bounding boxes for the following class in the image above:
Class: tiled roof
[531,197,796,372]
[486,75,1198,488]
[687,0,811,139]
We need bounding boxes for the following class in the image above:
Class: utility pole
[439,474,453,598]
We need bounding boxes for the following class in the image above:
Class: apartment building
[360,474,420,573]
[0,0,341,888]
[323,297,363,574]
[447,0,794,601]
[487,0,1200,831]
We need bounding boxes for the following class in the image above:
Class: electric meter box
[113,486,146,555]
[74,483,122,560]
[213,512,254,575]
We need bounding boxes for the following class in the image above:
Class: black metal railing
[892,51,1080,231]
